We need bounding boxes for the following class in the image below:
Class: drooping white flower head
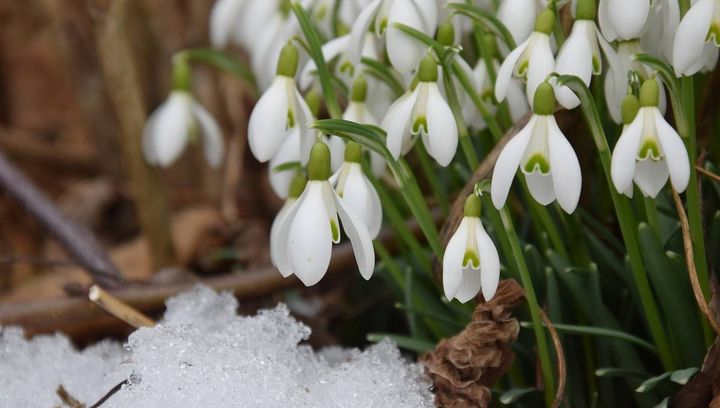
[209,0,249,48]
[248,43,315,163]
[331,142,383,239]
[672,0,720,76]
[330,76,386,177]
[142,91,223,168]
[498,0,545,45]
[495,9,556,108]
[347,0,438,73]
[381,54,459,166]
[272,142,375,286]
[443,194,500,303]
[555,0,622,109]
[597,0,650,42]
[491,82,582,214]
[611,80,690,198]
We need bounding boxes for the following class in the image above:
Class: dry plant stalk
[539,309,566,408]
[89,284,155,328]
[671,188,720,334]
[421,279,524,407]
[695,165,720,183]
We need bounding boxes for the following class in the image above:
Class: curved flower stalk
[331,142,383,238]
[330,76,386,176]
[142,91,223,169]
[555,0,622,109]
[491,82,582,214]
[443,194,500,303]
[495,9,556,107]
[672,0,720,76]
[497,0,547,45]
[611,79,689,198]
[347,0,438,73]
[381,54,458,166]
[272,141,375,286]
[248,43,315,163]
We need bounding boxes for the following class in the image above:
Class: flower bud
[639,79,659,107]
[308,141,331,180]
[463,194,482,217]
[418,54,438,83]
[437,22,455,46]
[351,75,368,102]
[276,42,299,77]
[533,82,556,115]
[621,94,640,125]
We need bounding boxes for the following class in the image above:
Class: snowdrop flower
[330,76,386,177]
[598,0,650,42]
[672,0,720,76]
[640,0,680,61]
[611,79,689,198]
[498,0,545,45]
[381,54,458,166]
[209,0,248,48]
[347,0,438,73]
[248,43,314,163]
[491,82,582,213]
[270,172,307,263]
[443,194,500,303]
[495,9,556,107]
[555,0,622,109]
[268,128,302,198]
[331,142,383,238]
[272,141,375,286]
[142,90,223,168]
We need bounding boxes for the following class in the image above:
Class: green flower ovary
[524,153,551,174]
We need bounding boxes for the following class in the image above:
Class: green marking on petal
[516,60,529,78]
[463,249,480,269]
[339,61,355,76]
[287,109,295,129]
[592,55,601,75]
[638,139,662,161]
[379,18,388,35]
[412,116,428,134]
[524,153,551,174]
[708,23,720,46]
[330,219,340,242]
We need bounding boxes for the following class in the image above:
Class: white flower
[209,0,248,48]
[443,194,500,303]
[469,58,529,130]
[331,143,383,238]
[491,83,582,213]
[555,2,620,109]
[498,0,545,45]
[639,0,680,60]
[272,142,375,286]
[270,172,306,263]
[347,0,438,73]
[381,55,458,166]
[495,10,556,108]
[142,91,223,168]
[248,43,315,163]
[268,128,302,198]
[672,0,720,76]
[611,81,690,198]
[598,0,650,42]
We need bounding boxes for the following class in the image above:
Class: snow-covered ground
[0,285,433,407]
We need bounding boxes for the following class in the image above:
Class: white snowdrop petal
[348,0,382,64]
[272,190,309,277]
[525,171,556,205]
[611,113,644,196]
[381,91,418,160]
[526,36,555,107]
[477,226,500,301]
[192,102,224,168]
[424,84,458,166]
[454,268,482,303]
[386,0,428,72]
[548,117,582,213]
[210,0,246,48]
[142,108,160,165]
[293,87,317,165]
[147,93,193,167]
[495,39,530,102]
[339,165,381,238]
[299,35,350,90]
[442,218,469,300]
[491,117,536,209]
[269,129,301,198]
[498,0,537,44]
[327,136,346,173]
[248,78,290,162]
[288,183,334,286]
[653,109,690,193]
[608,0,650,40]
[672,0,714,76]
[554,23,594,109]
[634,159,669,198]
[507,79,530,122]
[270,199,296,274]
[598,0,617,41]
[410,0,438,34]
[334,190,376,280]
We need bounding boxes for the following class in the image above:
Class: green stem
[415,145,450,216]
[643,197,661,237]
[499,207,556,406]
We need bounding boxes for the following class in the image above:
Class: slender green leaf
[520,321,657,352]
[447,3,517,50]
[360,57,405,97]
[272,161,302,173]
[178,48,257,91]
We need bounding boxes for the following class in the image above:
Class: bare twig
[56,385,86,408]
[695,165,720,183]
[88,379,128,408]
[539,309,567,408]
[0,150,123,288]
[89,285,155,328]
[672,188,720,334]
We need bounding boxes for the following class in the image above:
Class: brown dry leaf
[421,279,525,408]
